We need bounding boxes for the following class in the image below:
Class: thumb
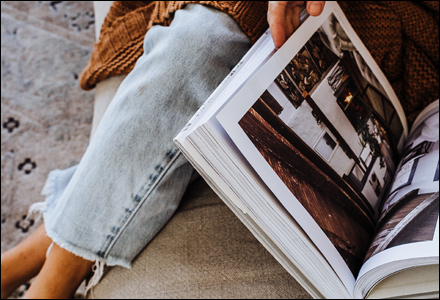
[307,1,325,16]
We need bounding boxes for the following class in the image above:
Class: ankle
[1,251,39,299]
[23,243,94,299]
[1,224,51,299]
[1,275,17,299]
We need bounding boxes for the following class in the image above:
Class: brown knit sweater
[79,1,439,123]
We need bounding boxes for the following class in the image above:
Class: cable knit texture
[79,1,439,123]
[338,1,439,123]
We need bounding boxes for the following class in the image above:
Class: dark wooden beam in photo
[251,98,375,221]
[260,90,283,115]
[239,103,375,276]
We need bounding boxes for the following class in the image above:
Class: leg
[89,75,126,141]
[42,3,251,268]
[23,243,94,299]
[1,224,51,299]
[31,4,251,296]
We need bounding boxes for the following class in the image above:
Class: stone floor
[1,1,96,297]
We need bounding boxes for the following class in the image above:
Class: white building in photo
[268,58,396,210]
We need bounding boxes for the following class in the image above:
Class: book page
[216,2,407,294]
[366,265,439,299]
[355,100,439,297]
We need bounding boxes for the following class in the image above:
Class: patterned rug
[1,1,95,297]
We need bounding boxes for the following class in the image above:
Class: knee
[145,5,251,64]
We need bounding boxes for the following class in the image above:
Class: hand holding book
[268,1,326,48]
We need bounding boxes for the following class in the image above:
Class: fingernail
[309,2,323,15]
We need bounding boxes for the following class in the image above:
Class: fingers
[284,5,295,41]
[290,5,302,36]
[268,1,289,49]
[268,1,326,49]
[307,1,325,16]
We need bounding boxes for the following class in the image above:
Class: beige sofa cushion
[88,178,311,299]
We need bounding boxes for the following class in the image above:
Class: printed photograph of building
[365,109,439,261]
[238,13,406,277]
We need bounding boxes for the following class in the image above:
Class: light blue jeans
[39,4,251,273]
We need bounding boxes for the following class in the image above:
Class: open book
[174,2,439,298]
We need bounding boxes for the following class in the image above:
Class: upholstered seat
[88,177,310,299]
